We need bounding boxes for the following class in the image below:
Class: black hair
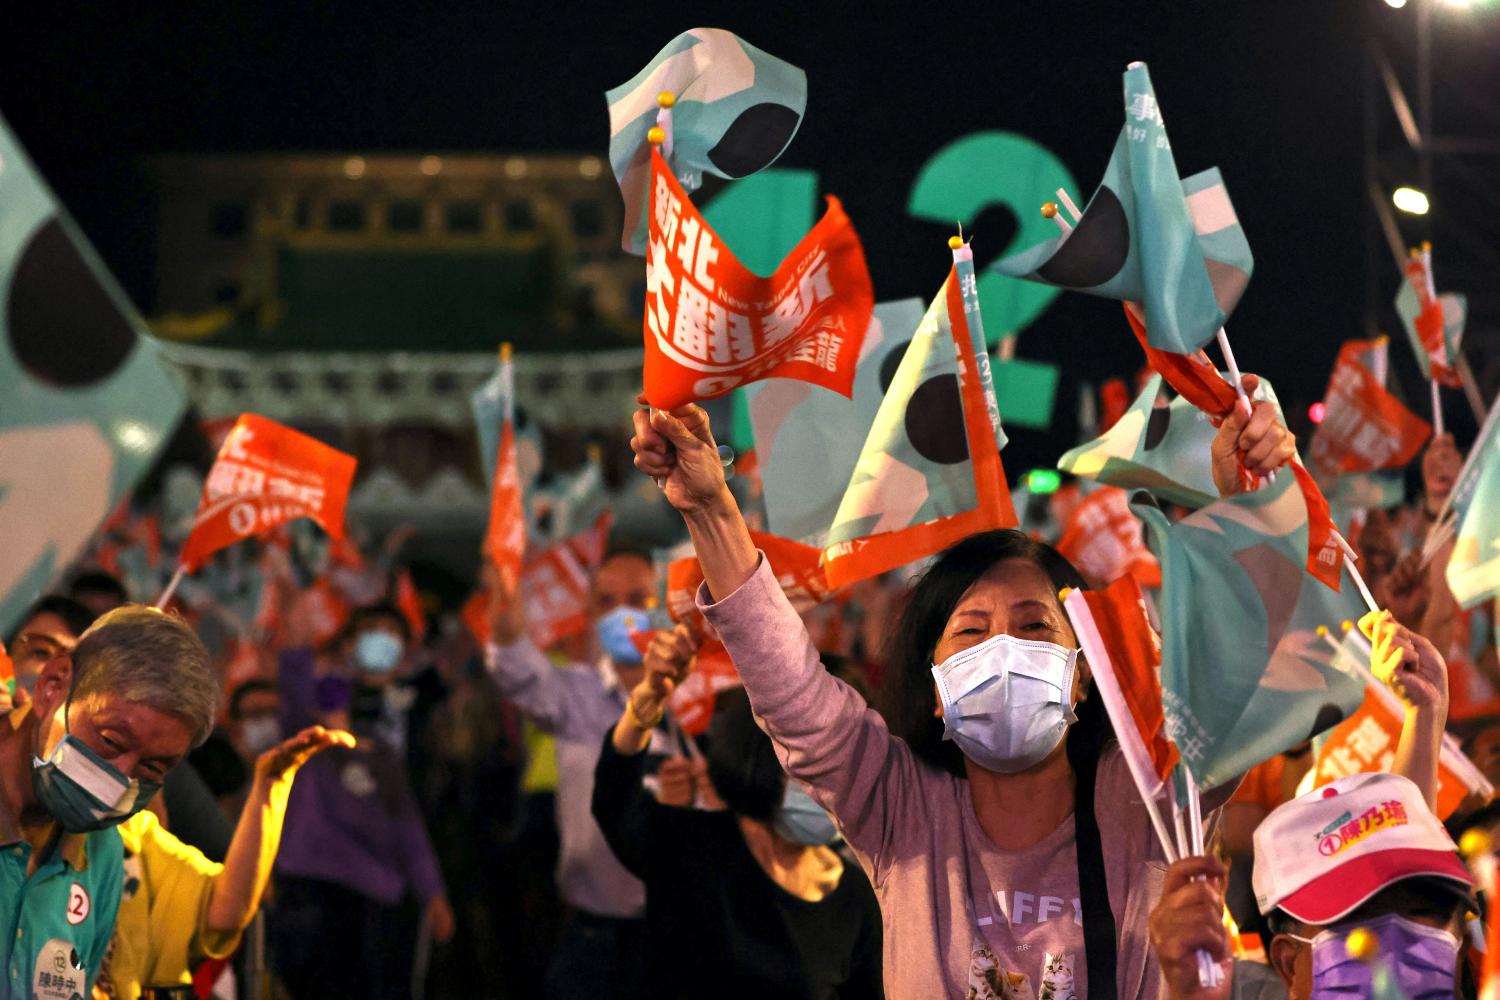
[599,544,655,569]
[67,570,128,606]
[705,686,786,823]
[346,601,412,645]
[228,679,278,720]
[7,594,96,645]
[874,528,1112,779]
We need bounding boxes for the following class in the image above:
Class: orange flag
[395,570,427,643]
[482,346,525,590]
[179,414,356,572]
[1309,338,1431,477]
[1056,487,1162,590]
[642,145,874,407]
[1064,576,1179,791]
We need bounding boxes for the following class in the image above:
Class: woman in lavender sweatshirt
[628,393,1293,1000]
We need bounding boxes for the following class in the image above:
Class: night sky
[4,0,1495,473]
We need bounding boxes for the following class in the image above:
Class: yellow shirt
[101,810,241,999]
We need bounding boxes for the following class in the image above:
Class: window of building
[211,203,248,239]
[446,201,484,234]
[505,199,536,233]
[387,199,425,233]
[570,200,603,239]
[327,200,367,232]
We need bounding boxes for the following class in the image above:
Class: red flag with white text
[643,145,874,407]
[1309,338,1431,477]
[179,414,356,572]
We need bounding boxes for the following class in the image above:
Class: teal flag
[0,116,186,637]
[1328,471,1405,511]
[1395,282,1466,382]
[993,63,1253,355]
[606,28,807,255]
[1058,373,1282,509]
[470,360,541,495]
[1447,400,1500,609]
[747,299,925,544]
[1140,473,1368,791]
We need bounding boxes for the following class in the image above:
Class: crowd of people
[0,369,1495,1000]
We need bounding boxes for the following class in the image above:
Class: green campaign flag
[606,28,807,255]
[747,299,925,545]
[1395,281,1466,383]
[1447,400,1500,609]
[993,63,1253,355]
[1058,373,1282,509]
[1140,473,1368,792]
[0,116,186,637]
[992,357,1059,430]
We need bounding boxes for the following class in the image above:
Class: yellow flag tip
[1040,201,1059,219]
[499,342,513,362]
[947,235,965,250]
[586,442,603,463]
[647,126,666,146]
[1344,928,1379,963]
[656,91,676,108]
[1316,625,1329,637]
[1421,240,1432,251]
[1340,620,1355,632]
[1460,829,1492,858]
[1057,587,1073,602]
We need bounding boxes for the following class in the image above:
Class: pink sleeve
[698,554,930,883]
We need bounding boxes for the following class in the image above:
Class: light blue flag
[1395,282,1466,382]
[1447,400,1500,608]
[993,63,1253,355]
[748,299,925,544]
[1140,472,1368,791]
[0,116,186,637]
[606,28,806,255]
[470,361,540,495]
[1058,373,1282,510]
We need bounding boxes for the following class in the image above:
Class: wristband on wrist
[625,695,664,732]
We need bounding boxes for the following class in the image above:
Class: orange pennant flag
[482,347,526,590]
[1056,487,1161,590]
[1309,338,1432,477]
[179,414,356,572]
[642,145,874,407]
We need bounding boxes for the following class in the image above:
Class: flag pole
[155,564,187,610]
[1180,767,1225,989]
[644,103,673,490]
[1055,188,1084,224]
[1430,379,1444,436]
[1333,534,1380,615]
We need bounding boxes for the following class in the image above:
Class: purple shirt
[274,648,445,907]
[485,639,648,919]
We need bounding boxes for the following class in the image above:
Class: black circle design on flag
[1035,185,1130,289]
[7,218,135,388]
[904,375,969,465]
[707,103,803,178]
[878,340,911,394]
[1143,399,1172,450]
[1307,703,1347,741]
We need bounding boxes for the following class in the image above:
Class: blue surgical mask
[773,781,839,846]
[1298,913,1459,1000]
[354,631,404,674]
[31,702,162,833]
[596,607,651,666]
[931,633,1078,774]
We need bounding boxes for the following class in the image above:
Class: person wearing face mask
[593,633,883,1000]
[0,604,218,998]
[484,547,680,1000]
[629,390,1293,1000]
[1151,773,1475,1000]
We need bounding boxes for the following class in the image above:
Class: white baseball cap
[1252,771,1472,924]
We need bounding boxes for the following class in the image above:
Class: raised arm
[205,726,354,937]
[630,403,927,877]
[1368,612,1450,811]
[483,569,588,736]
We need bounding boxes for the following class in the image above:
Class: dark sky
[3,0,1494,471]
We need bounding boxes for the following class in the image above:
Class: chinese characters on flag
[1056,487,1161,590]
[643,145,874,407]
[1309,339,1431,477]
[179,414,356,571]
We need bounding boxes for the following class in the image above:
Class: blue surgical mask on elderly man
[931,632,1078,774]
[32,703,162,833]
[596,606,652,666]
[354,631,404,674]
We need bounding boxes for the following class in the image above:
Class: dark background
[3,0,1495,473]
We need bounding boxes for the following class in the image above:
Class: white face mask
[931,633,1078,773]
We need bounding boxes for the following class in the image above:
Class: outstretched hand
[630,400,729,515]
[254,725,356,786]
[630,623,699,723]
[1362,611,1448,715]
[1210,375,1297,498]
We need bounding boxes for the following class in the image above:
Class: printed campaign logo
[1316,800,1409,857]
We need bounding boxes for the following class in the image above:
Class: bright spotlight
[1393,186,1430,215]
[1385,0,1407,7]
